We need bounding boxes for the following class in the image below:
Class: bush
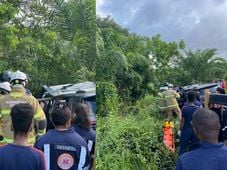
[97,111,177,170]
[96,81,119,117]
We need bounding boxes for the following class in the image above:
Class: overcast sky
[97,0,227,58]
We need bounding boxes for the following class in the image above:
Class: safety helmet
[10,71,27,82]
[168,83,173,88]
[163,82,169,87]
[0,70,12,82]
[160,86,168,91]
[0,82,11,92]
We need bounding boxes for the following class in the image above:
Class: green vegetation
[0,0,95,96]
[97,96,177,170]
[97,17,227,169]
[2,1,227,169]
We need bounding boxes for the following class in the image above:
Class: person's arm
[180,108,185,130]
[32,96,47,136]
[37,150,46,170]
[176,92,181,99]
[176,158,183,170]
[180,117,185,130]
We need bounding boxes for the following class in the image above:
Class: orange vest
[163,121,175,151]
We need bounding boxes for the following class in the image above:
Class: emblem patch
[57,153,74,170]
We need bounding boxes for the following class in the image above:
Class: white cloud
[97,0,227,58]
[96,0,108,17]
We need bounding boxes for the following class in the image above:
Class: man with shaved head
[176,108,227,170]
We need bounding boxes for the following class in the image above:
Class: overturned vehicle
[177,82,218,108]
[39,81,96,130]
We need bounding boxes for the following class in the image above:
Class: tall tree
[176,49,227,85]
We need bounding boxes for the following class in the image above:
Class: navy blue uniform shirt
[176,142,227,170]
[72,124,96,142]
[182,105,198,129]
[34,128,90,169]
[72,124,96,169]
[184,100,203,108]
[34,128,88,149]
[0,144,46,170]
[179,105,200,155]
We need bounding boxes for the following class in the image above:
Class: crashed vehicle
[177,82,218,108]
[39,81,96,131]
[183,82,218,93]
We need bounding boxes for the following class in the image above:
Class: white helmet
[168,83,173,88]
[10,71,27,82]
[0,82,11,92]
[160,86,168,91]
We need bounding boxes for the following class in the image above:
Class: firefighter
[0,82,11,141]
[0,71,11,82]
[0,71,47,145]
[158,83,182,120]
[0,82,11,96]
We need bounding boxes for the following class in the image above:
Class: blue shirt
[0,144,45,170]
[72,124,96,142]
[184,100,203,108]
[182,105,198,129]
[34,128,90,169]
[176,142,227,170]
[34,128,88,149]
[72,125,96,169]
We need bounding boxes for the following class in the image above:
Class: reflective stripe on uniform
[165,95,175,99]
[34,111,43,119]
[78,146,87,170]
[37,129,46,136]
[158,104,179,109]
[0,109,10,115]
[88,140,93,152]
[28,135,36,144]
[3,135,36,144]
[159,95,175,99]
[10,92,24,98]
[3,137,13,143]
[44,144,50,170]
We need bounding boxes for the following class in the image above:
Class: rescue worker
[0,71,11,82]
[209,87,226,142]
[158,83,182,120]
[0,103,46,170]
[0,82,11,96]
[176,108,227,170]
[0,82,11,142]
[0,70,47,145]
[71,103,96,169]
[34,104,90,169]
[179,91,200,155]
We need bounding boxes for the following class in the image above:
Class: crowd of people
[0,70,96,170]
[2,69,227,169]
[159,82,227,170]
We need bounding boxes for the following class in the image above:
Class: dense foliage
[2,1,227,169]
[0,0,95,96]
[97,95,177,170]
[97,17,227,169]
[96,82,118,117]
[97,17,227,102]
